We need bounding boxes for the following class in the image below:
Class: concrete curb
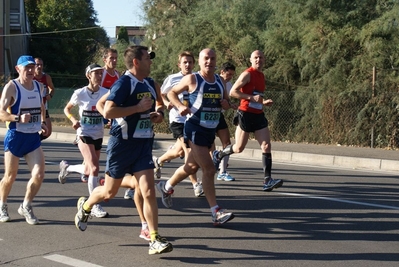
[1,127,398,172]
[154,140,399,173]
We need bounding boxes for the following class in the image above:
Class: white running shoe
[58,160,69,184]
[124,188,134,199]
[148,235,173,255]
[91,204,109,218]
[75,197,91,231]
[212,208,234,226]
[18,204,39,225]
[153,156,162,179]
[193,182,204,197]
[0,204,10,223]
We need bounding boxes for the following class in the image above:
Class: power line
[0,26,101,37]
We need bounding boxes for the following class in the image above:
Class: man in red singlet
[101,48,120,89]
[213,50,283,191]
[34,57,55,140]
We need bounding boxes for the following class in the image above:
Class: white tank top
[11,79,42,133]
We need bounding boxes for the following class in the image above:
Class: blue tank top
[187,72,224,129]
[108,72,157,140]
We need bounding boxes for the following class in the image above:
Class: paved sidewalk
[2,124,399,172]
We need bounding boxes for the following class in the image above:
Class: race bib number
[81,110,103,125]
[249,90,263,110]
[133,114,153,138]
[200,112,220,128]
[17,107,41,133]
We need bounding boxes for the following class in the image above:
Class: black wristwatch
[14,115,19,122]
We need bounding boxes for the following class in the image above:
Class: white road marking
[43,254,104,267]
[279,192,399,210]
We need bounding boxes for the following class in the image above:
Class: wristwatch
[14,115,19,122]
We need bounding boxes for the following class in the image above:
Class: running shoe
[194,182,204,197]
[148,235,173,255]
[153,156,162,179]
[81,174,88,183]
[262,177,283,192]
[212,150,221,171]
[0,204,10,223]
[75,197,91,231]
[156,181,173,208]
[124,188,135,199]
[18,204,39,225]
[91,204,109,218]
[217,172,235,181]
[58,160,69,184]
[139,227,151,241]
[212,208,235,226]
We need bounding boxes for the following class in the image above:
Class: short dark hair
[178,51,195,64]
[124,45,149,69]
[221,62,236,72]
[103,48,118,58]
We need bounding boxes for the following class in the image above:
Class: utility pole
[371,66,376,148]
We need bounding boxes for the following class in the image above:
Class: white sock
[0,201,5,207]
[219,155,229,174]
[23,200,32,209]
[88,176,98,194]
[142,221,148,230]
[67,164,85,175]
[165,181,174,191]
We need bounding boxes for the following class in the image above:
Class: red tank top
[101,69,119,89]
[33,73,49,104]
[238,67,265,114]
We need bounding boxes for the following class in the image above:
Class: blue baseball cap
[17,55,36,66]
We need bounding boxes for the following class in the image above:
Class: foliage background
[140,0,399,149]
[26,0,399,149]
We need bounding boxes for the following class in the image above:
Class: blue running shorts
[184,120,216,148]
[105,136,154,179]
[4,130,41,157]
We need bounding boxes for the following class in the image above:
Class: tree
[142,0,271,81]
[117,26,129,43]
[141,0,399,148]
[26,0,109,77]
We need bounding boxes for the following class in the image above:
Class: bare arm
[229,71,253,101]
[154,81,165,112]
[0,81,20,122]
[220,79,231,110]
[64,102,80,130]
[150,81,165,124]
[96,91,110,116]
[46,74,55,98]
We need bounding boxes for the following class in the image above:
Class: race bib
[133,114,153,138]
[81,110,103,125]
[199,111,220,128]
[16,107,41,133]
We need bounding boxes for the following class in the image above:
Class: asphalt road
[0,139,399,267]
